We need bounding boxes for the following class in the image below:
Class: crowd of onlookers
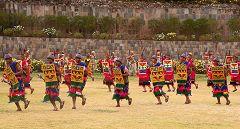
[6,0,240,9]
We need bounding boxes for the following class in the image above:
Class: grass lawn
[0,74,239,129]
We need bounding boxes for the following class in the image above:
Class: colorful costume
[188,58,196,83]
[102,59,115,86]
[112,65,130,100]
[229,62,240,87]
[151,62,166,97]
[63,59,75,86]
[4,62,25,103]
[68,62,87,97]
[207,65,214,87]
[42,63,62,102]
[211,65,229,97]
[137,61,151,87]
[176,62,191,96]
[20,58,32,91]
[163,60,174,86]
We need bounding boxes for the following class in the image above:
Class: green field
[0,74,240,129]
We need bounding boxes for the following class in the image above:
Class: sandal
[82,97,86,106]
[165,96,169,103]
[60,101,65,109]
[24,100,30,109]
[31,88,35,94]
[128,98,132,105]
[226,100,231,105]
[53,108,58,111]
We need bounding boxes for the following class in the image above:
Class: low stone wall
[0,36,239,62]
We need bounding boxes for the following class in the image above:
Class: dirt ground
[0,74,240,129]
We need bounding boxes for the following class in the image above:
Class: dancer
[69,53,87,109]
[211,57,230,105]
[163,54,175,92]
[229,56,240,92]
[150,55,169,104]
[136,55,152,92]
[3,54,30,111]
[41,54,65,111]
[102,54,115,92]
[176,54,192,104]
[20,53,34,94]
[112,58,132,107]
[63,53,75,90]
[187,53,198,89]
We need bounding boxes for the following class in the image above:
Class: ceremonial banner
[163,60,173,72]
[41,64,57,82]
[230,63,239,77]
[150,66,165,85]
[102,61,110,73]
[176,64,187,84]
[211,66,225,84]
[113,68,124,88]
[3,66,19,87]
[71,65,84,83]
[138,62,147,74]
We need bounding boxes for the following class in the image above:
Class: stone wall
[0,36,239,62]
[1,1,240,22]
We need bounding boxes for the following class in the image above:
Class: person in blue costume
[112,58,132,107]
[3,54,30,111]
[68,53,87,109]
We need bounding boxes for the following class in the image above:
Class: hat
[4,54,12,59]
[180,54,186,58]
[151,55,157,60]
[188,52,193,56]
[47,54,55,60]
[115,58,122,63]
[213,57,219,62]
[75,53,82,59]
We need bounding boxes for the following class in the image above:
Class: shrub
[128,17,145,34]
[31,59,44,72]
[13,25,24,35]
[98,16,115,33]
[180,19,195,37]
[166,32,177,40]
[153,33,165,41]
[99,33,110,39]
[212,33,223,41]
[92,31,100,38]
[199,34,212,41]
[114,33,124,39]
[73,32,84,38]
[42,27,57,37]
[148,18,181,34]
[227,18,240,32]
[3,28,14,36]
[32,31,44,37]
[71,16,97,35]
[176,35,188,41]
[195,60,205,74]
